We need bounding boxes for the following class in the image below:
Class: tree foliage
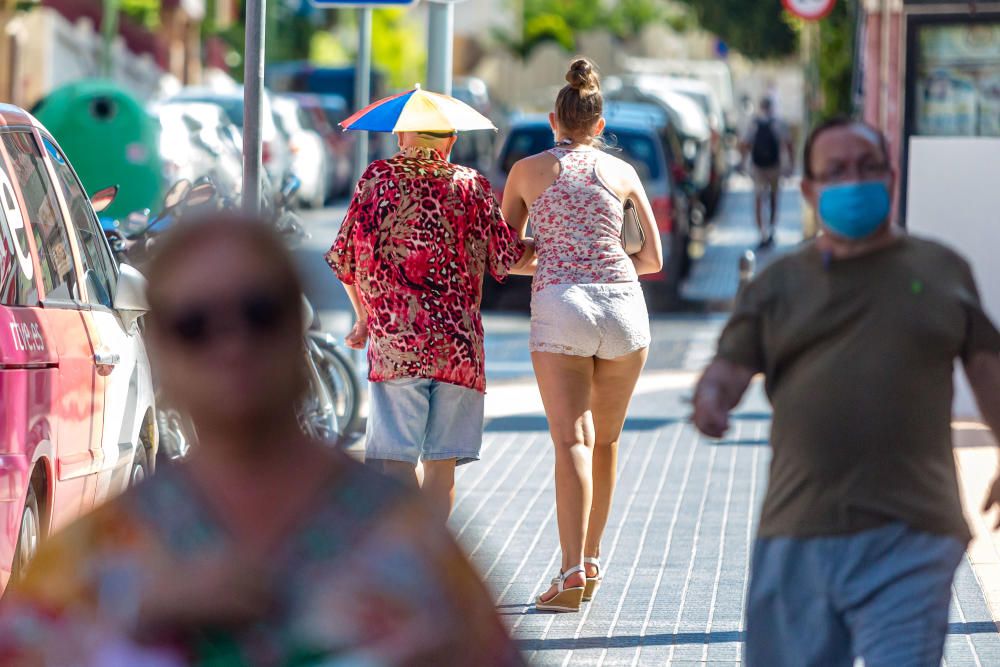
[494,0,674,59]
[818,0,855,118]
[675,0,797,60]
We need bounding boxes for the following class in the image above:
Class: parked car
[273,95,329,208]
[487,116,689,311]
[604,101,701,265]
[450,77,500,174]
[0,105,156,589]
[607,78,715,216]
[289,93,354,198]
[656,77,729,215]
[266,62,388,165]
[164,87,292,186]
[154,102,243,199]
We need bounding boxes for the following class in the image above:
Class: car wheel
[11,485,40,581]
[130,444,150,488]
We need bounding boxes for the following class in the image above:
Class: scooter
[107,177,361,452]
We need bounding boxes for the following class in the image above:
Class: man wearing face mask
[693,118,1000,666]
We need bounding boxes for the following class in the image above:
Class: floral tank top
[530,147,638,292]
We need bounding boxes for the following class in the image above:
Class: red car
[0,105,157,589]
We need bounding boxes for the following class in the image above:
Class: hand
[982,474,1000,530]
[345,320,369,350]
[693,391,730,439]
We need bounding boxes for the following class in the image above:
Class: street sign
[782,0,836,21]
[308,0,418,6]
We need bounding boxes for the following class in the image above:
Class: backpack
[751,118,781,168]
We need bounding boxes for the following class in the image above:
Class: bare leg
[754,190,765,238]
[769,181,780,231]
[422,459,457,523]
[585,348,648,574]
[532,352,594,600]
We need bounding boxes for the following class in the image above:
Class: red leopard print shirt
[327,147,524,393]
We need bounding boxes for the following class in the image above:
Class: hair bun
[566,58,600,93]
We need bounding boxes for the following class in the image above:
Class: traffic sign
[308,0,418,6]
[782,0,836,21]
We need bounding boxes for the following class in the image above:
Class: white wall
[19,8,163,108]
[907,137,1000,419]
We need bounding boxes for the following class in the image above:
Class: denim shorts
[365,378,485,466]
[746,522,965,667]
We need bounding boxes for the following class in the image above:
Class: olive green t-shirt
[717,235,1000,542]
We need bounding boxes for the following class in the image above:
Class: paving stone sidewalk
[454,374,1000,666]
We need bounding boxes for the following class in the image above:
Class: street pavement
[299,178,1000,665]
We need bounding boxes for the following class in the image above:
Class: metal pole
[242,0,266,215]
[101,0,120,78]
[352,7,372,187]
[427,1,453,95]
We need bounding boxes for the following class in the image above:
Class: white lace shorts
[530,282,651,358]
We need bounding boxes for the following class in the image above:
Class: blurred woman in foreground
[0,215,523,666]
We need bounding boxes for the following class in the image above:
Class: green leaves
[495,0,672,60]
[676,0,797,60]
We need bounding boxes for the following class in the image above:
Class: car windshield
[501,126,662,182]
[606,129,663,181]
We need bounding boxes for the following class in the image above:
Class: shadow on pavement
[514,630,745,650]
[485,415,684,433]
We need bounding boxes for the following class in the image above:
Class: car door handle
[94,351,120,368]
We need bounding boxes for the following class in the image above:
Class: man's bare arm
[966,352,1000,527]
[342,282,368,350]
[693,359,757,439]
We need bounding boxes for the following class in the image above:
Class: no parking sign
[782,0,836,21]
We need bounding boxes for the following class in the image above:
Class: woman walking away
[501,58,663,613]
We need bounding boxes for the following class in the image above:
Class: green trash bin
[33,80,162,222]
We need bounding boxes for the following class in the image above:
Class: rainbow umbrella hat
[340,84,496,133]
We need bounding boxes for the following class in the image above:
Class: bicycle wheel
[309,333,362,446]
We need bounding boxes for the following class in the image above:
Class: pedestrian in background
[0,216,525,667]
[501,58,663,613]
[741,97,795,249]
[694,118,1000,666]
[327,126,531,523]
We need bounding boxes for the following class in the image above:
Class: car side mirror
[114,263,149,330]
[91,185,119,213]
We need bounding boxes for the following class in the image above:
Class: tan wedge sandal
[535,564,586,613]
[583,557,602,602]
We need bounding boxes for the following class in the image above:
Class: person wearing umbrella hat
[327,87,534,522]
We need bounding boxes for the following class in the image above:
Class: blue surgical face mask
[817,180,891,240]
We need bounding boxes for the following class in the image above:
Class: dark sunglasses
[158,290,293,348]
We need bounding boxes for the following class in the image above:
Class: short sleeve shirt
[716,236,1000,542]
[327,147,525,393]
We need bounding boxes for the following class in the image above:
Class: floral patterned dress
[0,457,524,667]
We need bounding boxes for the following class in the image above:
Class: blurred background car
[486,115,690,311]
[266,62,387,166]
[450,76,501,174]
[273,95,329,208]
[606,77,717,219]
[289,93,354,198]
[154,102,243,200]
[654,77,729,216]
[164,87,293,188]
